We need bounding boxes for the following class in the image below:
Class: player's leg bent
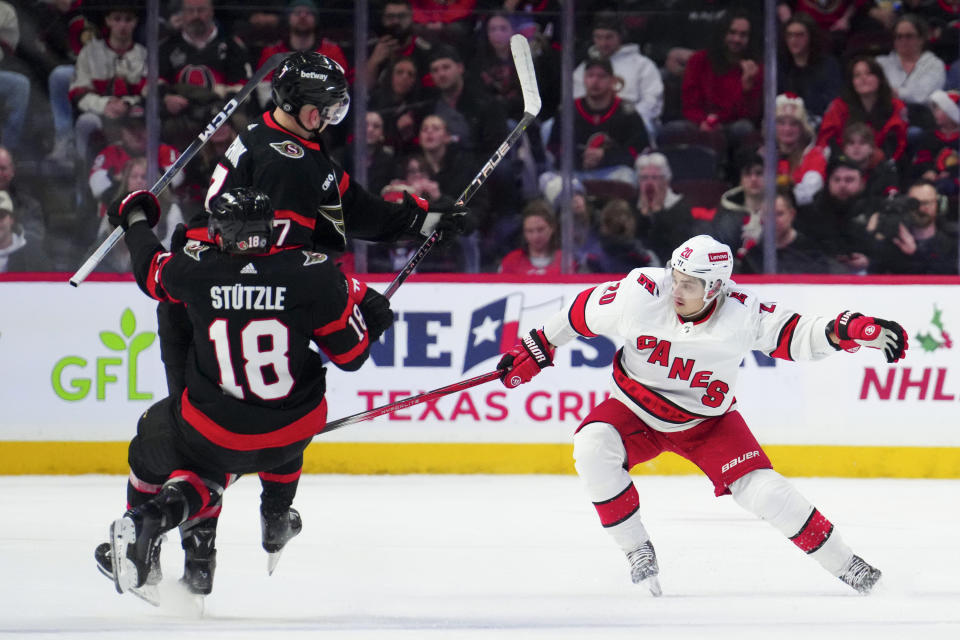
[573,399,664,594]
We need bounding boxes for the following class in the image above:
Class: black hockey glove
[359,287,393,342]
[403,192,473,245]
[833,310,909,363]
[107,190,161,230]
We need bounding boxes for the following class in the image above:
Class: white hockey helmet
[669,235,733,302]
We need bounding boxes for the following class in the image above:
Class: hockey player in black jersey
[156,51,471,593]
[95,188,394,602]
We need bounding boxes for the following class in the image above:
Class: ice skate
[95,537,164,606]
[626,540,662,597]
[107,483,189,597]
[180,523,217,595]
[838,554,881,594]
[261,507,302,575]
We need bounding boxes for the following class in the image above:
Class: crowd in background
[0,0,958,276]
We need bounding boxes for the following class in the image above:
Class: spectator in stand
[865,180,957,274]
[0,146,46,250]
[905,0,960,65]
[583,198,659,274]
[488,0,560,40]
[412,113,489,270]
[842,121,900,198]
[679,10,763,154]
[634,152,711,264]
[18,0,93,168]
[715,151,765,259]
[875,14,945,131]
[410,0,478,51]
[818,55,909,163]
[343,110,396,198]
[69,5,147,166]
[366,0,434,89]
[427,44,515,219]
[255,0,349,110]
[368,56,427,157]
[428,45,509,158]
[0,2,30,155]
[572,12,664,138]
[777,12,842,121]
[473,13,526,121]
[498,198,564,276]
[910,89,960,195]
[778,1,880,55]
[158,0,250,150]
[773,93,826,206]
[542,58,649,196]
[0,190,50,272]
[741,185,833,274]
[88,112,181,236]
[797,156,875,273]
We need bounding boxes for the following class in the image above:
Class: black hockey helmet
[272,51,350,126]
[208,188,273,254]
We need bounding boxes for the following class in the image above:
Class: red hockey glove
[497,328,555,389]
[834,310,908,363]
[107,190,161,230]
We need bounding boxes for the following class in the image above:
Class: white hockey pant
[573,422,650,552]
[729,469,853,575]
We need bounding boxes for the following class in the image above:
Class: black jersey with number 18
[125,222,374,453]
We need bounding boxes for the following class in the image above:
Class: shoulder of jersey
[624,266,668,297]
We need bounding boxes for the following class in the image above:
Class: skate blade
[129,584,161,607]
[644,576,662,597]
[109,517,137,594]
[266,549,284,575]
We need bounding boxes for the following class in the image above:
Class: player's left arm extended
[754,300,908,364]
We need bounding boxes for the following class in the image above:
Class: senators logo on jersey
[269,141,305,159]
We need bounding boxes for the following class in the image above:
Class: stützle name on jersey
[211,285,287,310]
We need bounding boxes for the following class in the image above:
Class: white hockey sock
[573,422,650,552]
[729,469,852,575]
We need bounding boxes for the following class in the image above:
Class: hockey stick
[68,53,287,287]
[382,34,541,300]
[320,369,502,435]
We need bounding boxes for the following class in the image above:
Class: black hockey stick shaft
[319,369,502,435]
[69,53,287,287]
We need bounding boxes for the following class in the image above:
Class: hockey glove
[497,328,555,389]
[358,287,393,342]
[107,190,161,230]
[403,192,473,245]
[834,310,909,363]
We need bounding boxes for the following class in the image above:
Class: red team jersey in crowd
[498,249,564,276]
[542,267,837,433]
[89,143,180,213]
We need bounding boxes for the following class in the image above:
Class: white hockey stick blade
[510,34,541,117]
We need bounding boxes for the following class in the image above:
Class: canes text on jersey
[636,335,730,407]
[210,285,287,310]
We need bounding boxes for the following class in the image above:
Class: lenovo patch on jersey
[269,141,304,159]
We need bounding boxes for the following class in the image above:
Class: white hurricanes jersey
[543,268,838,433]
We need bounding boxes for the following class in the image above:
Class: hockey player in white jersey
[497,235,908,596]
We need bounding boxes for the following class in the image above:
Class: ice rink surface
[1,474,957,640]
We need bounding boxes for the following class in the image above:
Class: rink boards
[1,273,959,477]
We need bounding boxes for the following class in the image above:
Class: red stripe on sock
[259,469,302,484]
[790,508,834,553]
[169,469,211,512]
[594,483,640,528]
